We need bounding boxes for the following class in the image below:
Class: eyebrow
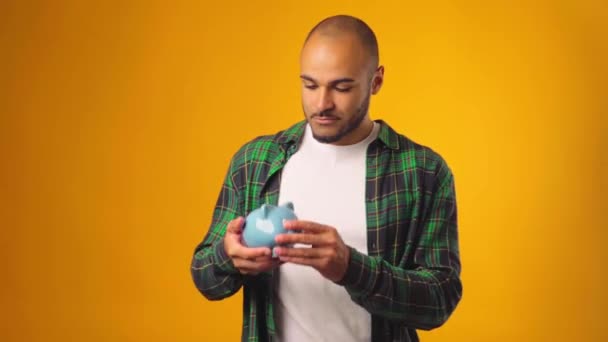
[300,75,356,85]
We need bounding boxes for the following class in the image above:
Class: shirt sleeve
[336,161,462,330]
[190,158,244,300]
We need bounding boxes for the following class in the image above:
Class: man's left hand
[274,220,350,282]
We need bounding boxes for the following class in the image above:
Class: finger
[273,259,285,267]
[275,233,325,245]
[278,256,320,267]
[226,217,245,234]
[224,227,245,257]
[233,257,275,273]
[238,268,259,275]
[239,260,284,275]
[274,246,328,258]
[251,255,274,263]
[261,259,284,268]
[252,256,283,268]
[283,220,329,233]
[232,245,272,259]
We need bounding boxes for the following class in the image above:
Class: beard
[305,92,371,144]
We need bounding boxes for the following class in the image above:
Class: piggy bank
[242,202,298,251]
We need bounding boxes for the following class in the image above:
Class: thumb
[226,217,245,234]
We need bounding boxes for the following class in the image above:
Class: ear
[371,66,384,95]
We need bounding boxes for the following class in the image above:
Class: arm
[190,160,243,300]
[276,164,462,329]
[336,163,462,330]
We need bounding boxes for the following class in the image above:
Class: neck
[331,119,374,146]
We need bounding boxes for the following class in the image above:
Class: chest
[278,149,369,253]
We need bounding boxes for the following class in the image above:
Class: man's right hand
[224,217,278,275]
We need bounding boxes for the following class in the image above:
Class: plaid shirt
[191,120,462,342]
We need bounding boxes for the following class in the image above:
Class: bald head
[304,15,379,71]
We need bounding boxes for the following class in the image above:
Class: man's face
[300,33,378,145]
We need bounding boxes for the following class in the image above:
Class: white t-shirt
[274,122,380,342]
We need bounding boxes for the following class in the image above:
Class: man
[191,15,462,342]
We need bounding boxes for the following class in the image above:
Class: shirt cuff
[335,246,377,297]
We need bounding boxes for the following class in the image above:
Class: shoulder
[407,137,451,178]
[229,121,306,169]
[380,121,454,186]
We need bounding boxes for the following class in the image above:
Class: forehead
[300,33,370,81]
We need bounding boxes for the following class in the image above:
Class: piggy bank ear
[283,202,294,211]
[261,204,269,218]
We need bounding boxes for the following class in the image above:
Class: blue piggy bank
[242,202,298,250]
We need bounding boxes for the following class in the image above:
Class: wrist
[215,238,239,274]
[334,244,352,283]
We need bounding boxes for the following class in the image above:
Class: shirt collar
[277,119,401,151]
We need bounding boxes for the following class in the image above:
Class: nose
[316,87,335,113]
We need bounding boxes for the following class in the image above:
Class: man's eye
[335,87,352,93]
[304,84,318,90]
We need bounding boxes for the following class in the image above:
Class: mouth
[311,115,339,125]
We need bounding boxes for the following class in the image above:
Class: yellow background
[1,0,606,341]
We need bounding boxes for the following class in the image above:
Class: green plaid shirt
[191,120,462,342]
